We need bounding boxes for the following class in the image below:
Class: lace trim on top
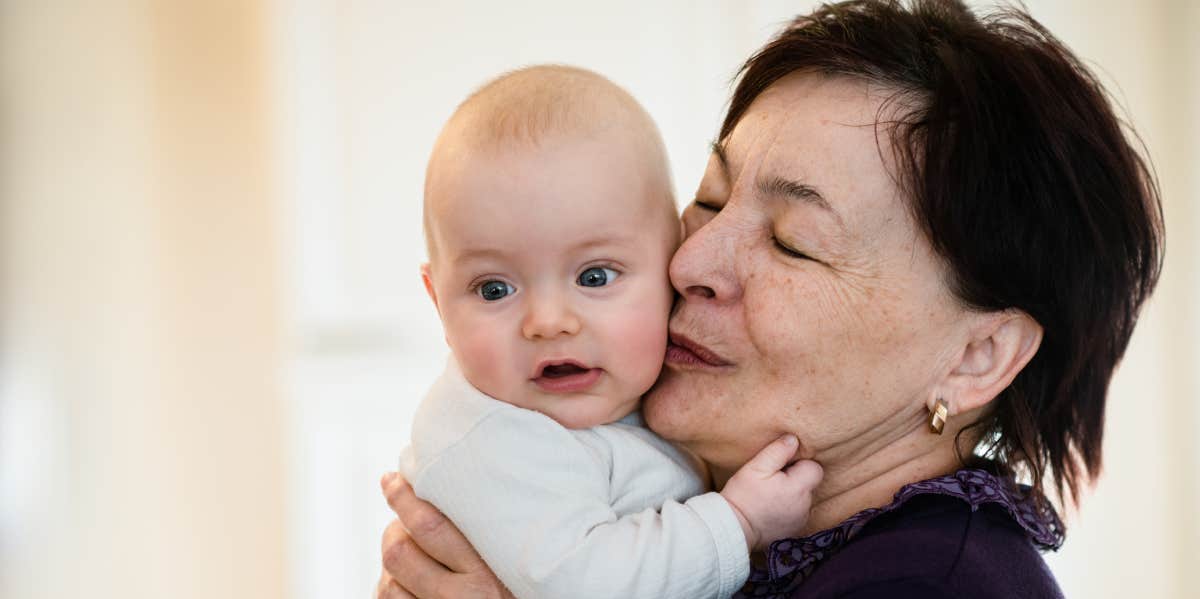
[733,468,1065,598]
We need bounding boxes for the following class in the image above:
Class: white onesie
[399,358,750,599]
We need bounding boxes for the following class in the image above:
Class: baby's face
[424,132,678,429]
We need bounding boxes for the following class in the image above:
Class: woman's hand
[376,473,514,599]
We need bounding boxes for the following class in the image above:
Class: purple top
[734,467,1066,598]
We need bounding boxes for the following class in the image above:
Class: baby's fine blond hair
[422,65,676,263]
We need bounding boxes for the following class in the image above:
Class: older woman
[376,1,1163,597]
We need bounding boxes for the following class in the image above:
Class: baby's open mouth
[541,363,588,378]
[532,360,602,393]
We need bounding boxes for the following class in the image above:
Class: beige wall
[1,2,285,598]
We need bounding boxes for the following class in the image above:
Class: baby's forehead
[429,124,672,208]
[431,143,673,221]
[425,65,676,261]
[426,145,675,254]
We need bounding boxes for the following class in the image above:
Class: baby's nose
[520,292,581,340]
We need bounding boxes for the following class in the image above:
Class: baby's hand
[719,435,823,552]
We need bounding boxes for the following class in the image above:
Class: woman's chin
[642,369,708,443]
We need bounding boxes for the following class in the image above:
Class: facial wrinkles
[766,112,875,274]
[724,117,793,363]
[732,90,929,454]
[782,108,921,344]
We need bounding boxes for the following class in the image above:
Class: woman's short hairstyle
[721,0,1163,504]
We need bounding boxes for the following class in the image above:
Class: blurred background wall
[1,1,1195,598]
[1,1,286,598]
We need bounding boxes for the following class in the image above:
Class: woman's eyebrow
[758,176,843,226]
[712,139,845,228]
[710,140,731,180]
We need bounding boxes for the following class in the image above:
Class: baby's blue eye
[577,267,619,288]
[477,280,515,301]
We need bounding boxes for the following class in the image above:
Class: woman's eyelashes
[691,198,814,262]
[772,236,813,261]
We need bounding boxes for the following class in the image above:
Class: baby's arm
[719,435,824,552]
[406,407,759,599]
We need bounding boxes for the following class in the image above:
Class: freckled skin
[643,73,967,488]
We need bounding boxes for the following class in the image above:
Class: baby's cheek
[609,304,671,393]
[447,321,515,400]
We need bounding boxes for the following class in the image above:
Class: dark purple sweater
[735,468,1066,598]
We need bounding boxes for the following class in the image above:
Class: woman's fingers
[378,478,514,599]
[381,518,458,599]
[381,531,512,599]
[382,472,487,574]
[375,571,417,599]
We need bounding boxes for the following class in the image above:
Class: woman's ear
[939,310,1043,416]
[420,263,440,316]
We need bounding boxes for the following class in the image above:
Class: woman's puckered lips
[666,331,733,367]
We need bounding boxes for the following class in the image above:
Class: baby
[400,65,822,599]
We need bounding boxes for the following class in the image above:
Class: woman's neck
[711,426,965,537]
[802,440,962,534]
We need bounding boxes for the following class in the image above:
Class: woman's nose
[669,211,743,304]
[520,291,581,340]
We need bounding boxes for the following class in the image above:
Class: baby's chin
[538,393,642,431]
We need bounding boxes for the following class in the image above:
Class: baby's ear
[420,263,440,315]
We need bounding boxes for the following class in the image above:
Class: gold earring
[929,398,949,434]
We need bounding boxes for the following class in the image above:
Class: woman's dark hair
[721,0,1163,505]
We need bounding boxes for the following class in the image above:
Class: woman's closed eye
[692,199,722,212]
[772,236,813,261]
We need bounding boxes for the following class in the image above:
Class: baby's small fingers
[783,459,824,489]
[745,435,801,475]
